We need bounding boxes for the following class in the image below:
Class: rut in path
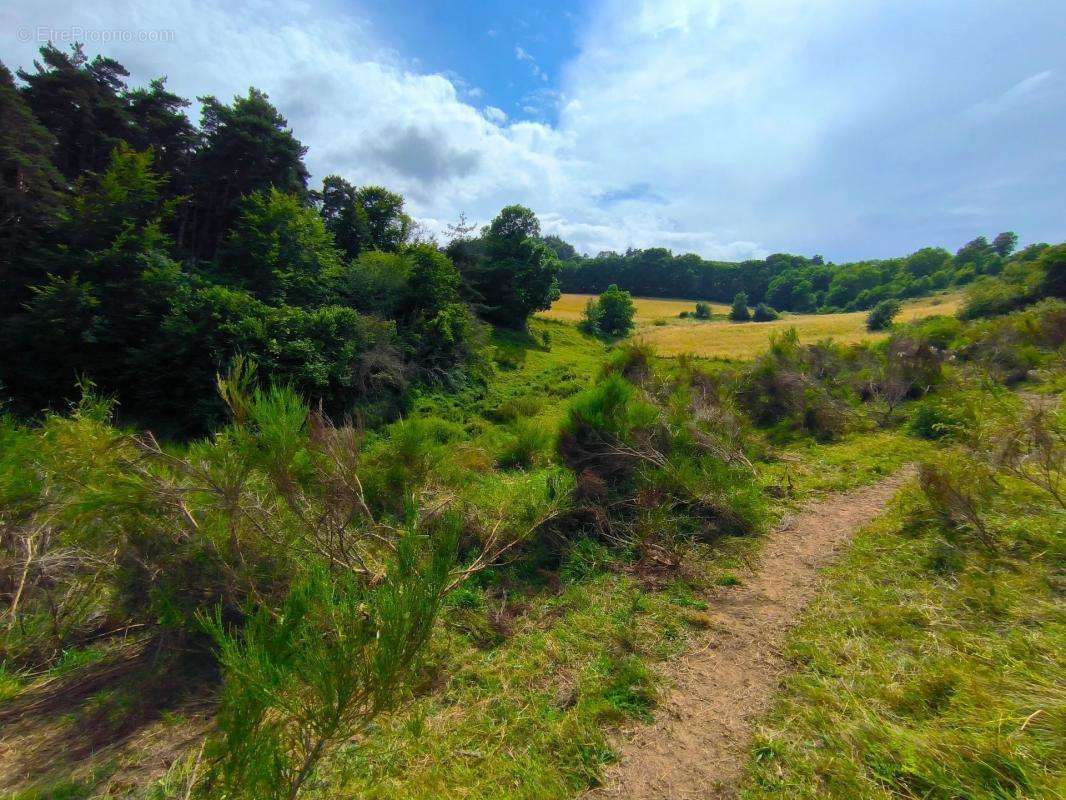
[588,468,914,800]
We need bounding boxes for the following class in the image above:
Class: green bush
[866,299,902,331]
[729,292,751,322]
[908,396,969,440]
[753,303,779,322]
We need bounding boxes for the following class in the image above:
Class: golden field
[540,292,962,360]
[539,293,730,324]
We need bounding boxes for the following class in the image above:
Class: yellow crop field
[539,293,730,324]
[636,294,962,359]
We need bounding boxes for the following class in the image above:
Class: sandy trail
[588,468,914,800]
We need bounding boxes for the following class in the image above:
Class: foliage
[580,284,635,337]
[752,303,779,322]
[694,301,712,320]
[204,531,457,800]
[865,298,901,331]
[729,292,752,322]
[736,329,850,441]
[460,205,562,328]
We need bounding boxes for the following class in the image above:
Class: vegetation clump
[865,298,901,330]
[729,292,752,322]
[580,284,636,338]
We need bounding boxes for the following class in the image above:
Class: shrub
[729,292,751,322]
[582,285,635,338]
[908,396,969,440]
[204,527,457,800]
[736,329,849,441]
[917,458,999,551]
[495,418,553,469]
[579,296,602,334]
[866,299,902,331]
[694,302,712,320]
[984,397,1065,509]
[958,276,1029,320]
[752,303,779,322]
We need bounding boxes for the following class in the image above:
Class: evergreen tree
[190,88,309,257]
[317,176,410,259]
[219,189,342,306]
[0,62,65,316]
[17,43,133,180]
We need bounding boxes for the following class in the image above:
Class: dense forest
[0,44,562,434]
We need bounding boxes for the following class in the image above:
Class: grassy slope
[314,439,932,800]
[740,475,1065,799]
[302,321,936,799]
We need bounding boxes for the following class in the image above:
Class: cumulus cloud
[482,106,508,124]
[1,0,1063,260]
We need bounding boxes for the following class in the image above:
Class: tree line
[555,232,1053,313]
[0,44,562,434]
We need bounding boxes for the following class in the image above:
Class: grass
[289,432,926,799]
[539,294,730,326]
[634,294,961,359]
[740,473,1066,799]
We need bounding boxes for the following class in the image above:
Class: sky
[2,0,1064,262]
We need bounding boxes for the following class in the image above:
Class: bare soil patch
[588,468,914,799]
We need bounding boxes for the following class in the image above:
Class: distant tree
[469,205,561,328]
[866,299,902,331]
[729,292,751,322]
[955,236,993,266]
[904,247,952,278]
[124,77,199,187]
[753,303,779,321]
[318,177,409,260]
[992,231,1018,258]
[542,234,578,261]
[596,284,635,337]
[694,301,712,320]
[1038,244,1066,299]
[579,296,603,334]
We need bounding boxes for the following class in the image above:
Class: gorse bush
[558,357,767,552]
[204,528,457,800]
[737,329,850,441]
[752,303,779,322]
[865,298,901,330]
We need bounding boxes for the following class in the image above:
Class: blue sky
[361,0,583,123]
[2,1,1065,261]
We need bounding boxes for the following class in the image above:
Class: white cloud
[2,0,1063,260]
[514,44,549,82]
[482,106,508,124]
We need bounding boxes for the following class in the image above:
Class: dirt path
[588,468,914,800]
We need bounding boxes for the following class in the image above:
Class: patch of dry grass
[635,294,962,359]
[540,294,730,325]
